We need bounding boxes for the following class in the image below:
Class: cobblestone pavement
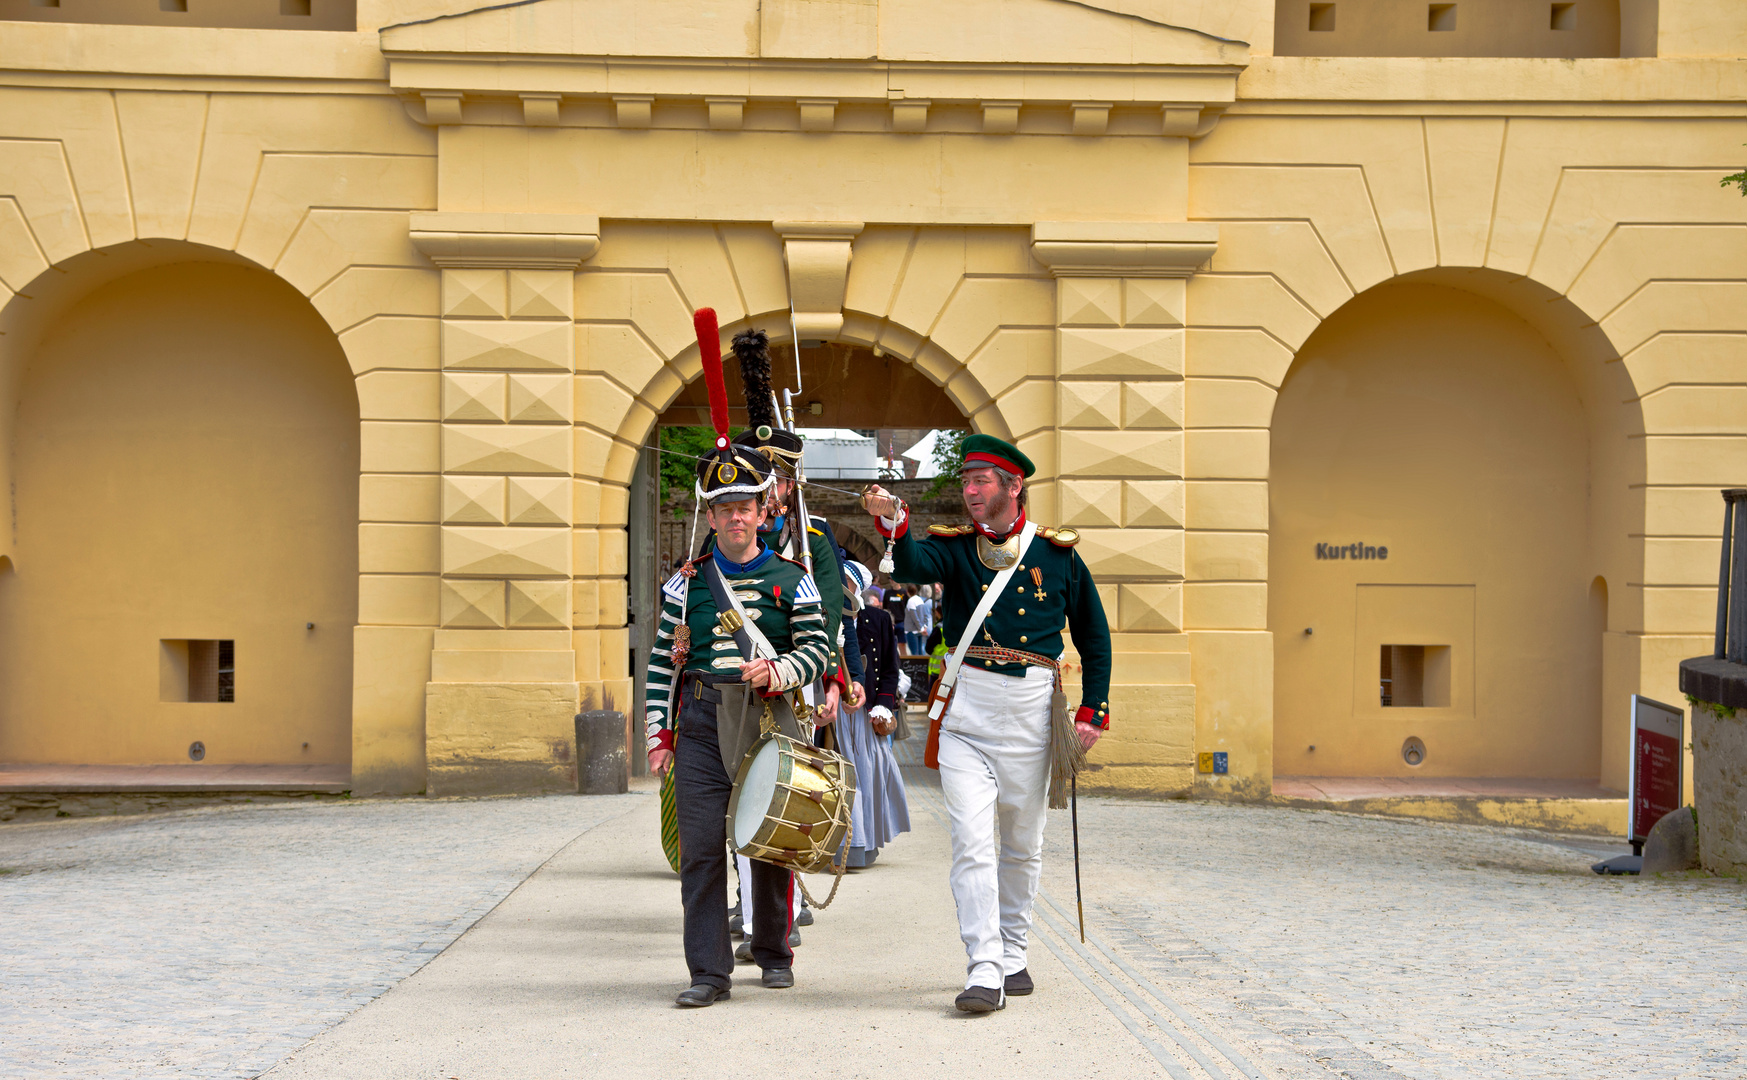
[1026,792,1747,1080]
[4,780,1744,1080]
[0,794,638,1080]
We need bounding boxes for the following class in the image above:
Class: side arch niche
[1267,271,1642,786]
[0,244,361,767]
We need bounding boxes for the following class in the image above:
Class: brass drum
[727,732,857,874]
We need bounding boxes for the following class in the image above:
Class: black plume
[732,328,778,432]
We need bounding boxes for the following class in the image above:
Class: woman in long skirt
[843,579,910,867]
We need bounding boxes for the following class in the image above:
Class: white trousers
[938,662,1053,991]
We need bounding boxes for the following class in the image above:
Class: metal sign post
[1628,694,1685,851]
[1594,694,1686,875]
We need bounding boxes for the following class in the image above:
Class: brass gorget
[976,533,1021,571]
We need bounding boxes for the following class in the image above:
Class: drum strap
[923,521,1037,769]
[702,556,777,662]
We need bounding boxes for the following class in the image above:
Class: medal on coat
[1031,566,1047,601]
[977,533,1022,570]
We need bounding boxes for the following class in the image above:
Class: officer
[862,433,1112,1014]
[646,437,833,1007]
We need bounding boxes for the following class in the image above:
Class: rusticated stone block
[442,372,507,422]
[442,269,506,319]
[508,579,570,629]
[443,425,571,475]
[439,579,505,629]
[442,476,507,524]
[441,525,571,578]
[1058,327,1183,379]
[442,320,572,371]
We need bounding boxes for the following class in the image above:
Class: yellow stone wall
[0,0,1741,802]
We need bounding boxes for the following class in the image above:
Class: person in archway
[861,434,1111,1014]
[645,437,833,1007]
[712,328,858,955]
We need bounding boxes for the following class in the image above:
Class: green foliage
[660,426,718,504]
[926,429,967,499]
[1686,693,1739,722]
[1723,147,1747,195]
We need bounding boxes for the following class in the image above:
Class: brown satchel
[923,672,948,769]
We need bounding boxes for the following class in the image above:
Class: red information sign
[1628,695,1684,844]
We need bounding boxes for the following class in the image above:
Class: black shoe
[1004,968,1034,996]
[734,940,753,963]
[762,968,795,989]
[796,906,814,927]
[729,913,744,937]
[676,984,730,1007]
[788,926,802,947]
[954,986,1005,1013]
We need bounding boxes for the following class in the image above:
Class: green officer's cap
[959,433,1035,478]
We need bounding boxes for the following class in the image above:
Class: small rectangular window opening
[30,0,61,8]
[282,0,312,14]
[1309,3,1336,32]
[160,0,188,11]
[1380,645,1450,707]
[161,639,235,703]
[1428,3,1457,31]
[1550,3,1576,30]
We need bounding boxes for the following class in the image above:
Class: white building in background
[795,429,884,480]
[795,428,954,480]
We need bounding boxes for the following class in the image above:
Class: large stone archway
[1267,277,1633,785]
[0,246,361,767]
[403,210,1217,796]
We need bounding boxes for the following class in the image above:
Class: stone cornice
[1030,222,1219,278]
[386,56,1240,135]
[409,212,601,270]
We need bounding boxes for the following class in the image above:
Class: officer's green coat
[887,515,1113,727]
[643,547,830,754]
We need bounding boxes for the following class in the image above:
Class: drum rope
[794,813,851,910]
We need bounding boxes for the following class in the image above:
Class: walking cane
[1071,774,1084,943]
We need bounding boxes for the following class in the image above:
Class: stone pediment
[382,0,1247,133]
[381,0,1247,66]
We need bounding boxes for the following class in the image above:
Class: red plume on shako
[689,308,775,507]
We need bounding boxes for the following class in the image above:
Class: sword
[1071,773,1085,943]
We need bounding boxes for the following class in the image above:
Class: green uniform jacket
[703,514,847,680]
[882,511,1113,728]
[644,546,831,754]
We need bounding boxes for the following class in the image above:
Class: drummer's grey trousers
[675,693,795,987]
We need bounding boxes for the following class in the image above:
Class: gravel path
[0,795,637,1079]
[3,783,1742,1079]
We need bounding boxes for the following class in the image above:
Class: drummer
[645,439,834,1007]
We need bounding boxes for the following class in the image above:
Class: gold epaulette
[928,524,975,537]
[1037,525,1080,547]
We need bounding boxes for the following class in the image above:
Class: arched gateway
[3,0,1738,811]
[378,0,1233,795]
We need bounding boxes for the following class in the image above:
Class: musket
[779,388,813,576]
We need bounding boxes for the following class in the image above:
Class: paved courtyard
[0,775,1741,1079]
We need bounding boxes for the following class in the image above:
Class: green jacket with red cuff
[875,508,1114,729]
